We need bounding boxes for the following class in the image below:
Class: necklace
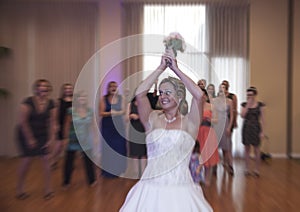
[164,116,177,123]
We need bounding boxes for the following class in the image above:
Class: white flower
[163,32,186,57]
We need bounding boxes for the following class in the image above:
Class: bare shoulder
[149,110,164,124]
[144,110,162,132]
[149,110,161,119]
[99,96,105,102]
[227,97,233,104]
[233,93,238,99]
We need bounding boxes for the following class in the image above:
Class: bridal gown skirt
[120,180,212,212]
[119,129,213,212]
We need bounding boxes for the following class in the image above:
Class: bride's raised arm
[135,56,168,131]
[166,55,203,131]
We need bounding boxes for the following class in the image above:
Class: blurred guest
[241,86,265,177]
[197,79,207,90]
[222,80,238,175]
[126,96,147,178]
[146,80,159,110]
[51,83,73,169]
[16,79,56,200]
[207,84,216,100]
[222,80,238,130]
[197,89,219,186]
[62,91,96,188]
[201,83,218,175]
[214,83,234,176]
[189,141,204,184]
[206,83,217,175]
[99,81,127,178]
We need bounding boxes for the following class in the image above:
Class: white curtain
[210,57,248,157]
[142,3,249,157]
[207,3,249,157]
[143,4,209,99]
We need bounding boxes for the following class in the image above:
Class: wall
[250,0,288,156]
[249,0,300,157]
[98,0,123,95]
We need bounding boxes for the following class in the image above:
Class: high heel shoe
[16,192,30,200]
[228,165,234,176]
[244,170,251,176]
[253,170,260,178]
[44,192,54,200]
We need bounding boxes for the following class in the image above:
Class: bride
[119,53,213,212]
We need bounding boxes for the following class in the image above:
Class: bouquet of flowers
[163,32,186,58]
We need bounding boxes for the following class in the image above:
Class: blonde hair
[73,90,88,109]
[159,77,188,115]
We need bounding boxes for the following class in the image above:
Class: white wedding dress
[120,129,213,212]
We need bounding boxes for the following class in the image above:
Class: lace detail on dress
[141,129,194,184]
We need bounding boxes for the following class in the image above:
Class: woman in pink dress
[197,89,219,186]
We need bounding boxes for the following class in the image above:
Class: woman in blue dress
[99,81,127,178]
[62,91,96,188]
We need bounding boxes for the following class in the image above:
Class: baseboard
[290,153,300,159]
[270,153,288,158]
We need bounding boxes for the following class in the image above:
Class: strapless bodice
[141,129,195,184]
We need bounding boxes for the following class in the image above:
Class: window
[143,4,207,98]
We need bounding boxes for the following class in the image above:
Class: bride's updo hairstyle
[159,77,188,115]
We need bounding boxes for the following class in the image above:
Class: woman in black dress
[16,79,56,200]
[51,83,73,168]
[241,86,265,177]
[127,96,147,178]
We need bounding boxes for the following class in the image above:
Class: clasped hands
[159,49,178,71]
